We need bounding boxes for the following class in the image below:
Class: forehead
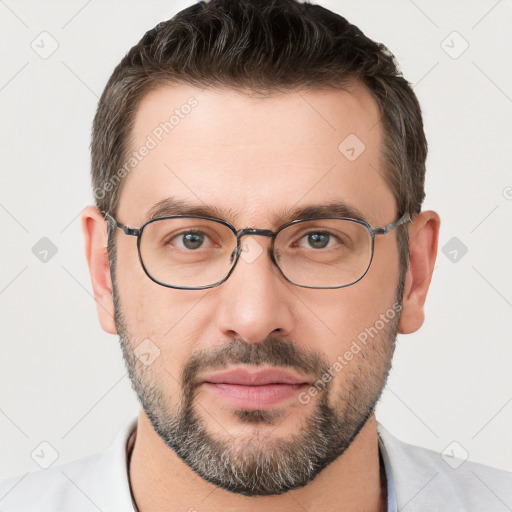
[118,83,395,228]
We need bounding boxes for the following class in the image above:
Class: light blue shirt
[3,418,509,511]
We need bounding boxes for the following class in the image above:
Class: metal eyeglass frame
[105,212,412,290]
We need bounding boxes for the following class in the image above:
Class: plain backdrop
[0,0,511,479]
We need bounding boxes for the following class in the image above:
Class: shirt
[1,416,510,511]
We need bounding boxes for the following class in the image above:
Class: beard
[112,276,403,496]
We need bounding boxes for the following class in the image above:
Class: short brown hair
[92,0,427,274]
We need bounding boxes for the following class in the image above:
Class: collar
[378,426,398,512]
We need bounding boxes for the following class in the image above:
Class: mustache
[181,335,329,392]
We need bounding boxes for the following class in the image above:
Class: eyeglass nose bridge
[236,227,275,239]
[231,227,279,267]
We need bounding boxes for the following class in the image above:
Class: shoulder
[0,417,137,512]
[377,422,512,512]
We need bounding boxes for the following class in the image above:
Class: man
[1,0,510,510]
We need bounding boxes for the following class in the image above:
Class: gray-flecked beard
[113,278,402,496]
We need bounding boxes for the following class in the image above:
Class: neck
[128,410,386,512]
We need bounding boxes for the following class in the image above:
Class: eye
[169,230,213,250]
[297,231,342,250]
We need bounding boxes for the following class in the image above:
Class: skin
[82,83,439,511]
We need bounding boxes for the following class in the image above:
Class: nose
[214,234,295,344]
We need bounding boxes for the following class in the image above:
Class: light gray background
[1,0,511,480]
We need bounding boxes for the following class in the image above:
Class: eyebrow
[144,196,369,227]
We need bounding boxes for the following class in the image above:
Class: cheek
[307,242,400,363]
[114,244,219,390]
[114,236,191,336]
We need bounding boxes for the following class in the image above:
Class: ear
[81,205,117,334]
[398,210,440,334]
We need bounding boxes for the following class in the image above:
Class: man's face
[112,84,403,495]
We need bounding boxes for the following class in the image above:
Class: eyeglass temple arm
[104,212,140,237]
[374,212,413,235]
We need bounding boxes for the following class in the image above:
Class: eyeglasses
[106,212,411,290]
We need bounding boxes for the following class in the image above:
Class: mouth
[200,367,312,409]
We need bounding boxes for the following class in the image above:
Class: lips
[201,367,311,386]
[200,367,312,409]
